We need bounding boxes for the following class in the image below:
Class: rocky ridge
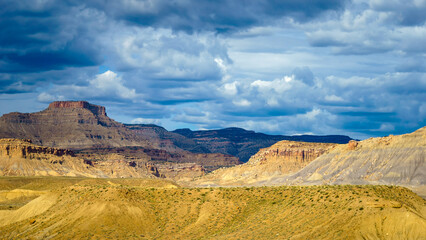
[0,101,239,172]
[0,138,106,177]
[174,127,353,162]
[0,138,172,178]
[0,101,146,149]
[282,126,426,186]
[190,141,335,186]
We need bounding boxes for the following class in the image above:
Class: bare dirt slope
[281,126,426,186]
[0,177,425,240]
[190,141,335,186]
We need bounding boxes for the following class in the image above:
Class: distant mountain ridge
[0,101,239,172]
[173,127,353,162]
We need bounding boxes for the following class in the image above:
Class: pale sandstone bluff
[281,126,426,186]
[189,141,335,186]
[0,139,158,178]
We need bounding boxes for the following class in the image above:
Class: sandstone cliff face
[155,163,205,180]
[0,139,74,159]
[0,138,209,179]
[281,126,426,186]
[190,141,335,186]
[0,138,157,178]
[75,146,239,172]
[48,101,106,116]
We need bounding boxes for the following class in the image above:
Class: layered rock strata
[0,138,156,178]
[282,126,426,186]
[190,141,335,186]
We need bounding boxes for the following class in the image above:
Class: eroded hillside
[0,177,424,240]
[0,138,159,178]
[190,141,335,186]
[282,126,426,186]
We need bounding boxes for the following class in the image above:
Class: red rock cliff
[48,101,106,116]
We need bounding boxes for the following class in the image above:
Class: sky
[0,0,425,139]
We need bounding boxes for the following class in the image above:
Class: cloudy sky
[0,0,425,139]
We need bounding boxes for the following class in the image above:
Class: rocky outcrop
[125,124,209,153]
[48,101,106,116]
[155,163,205,180]
[281,126,426,186]
[75,146,239,173]
[173,127,353,162]
[189,141,335,186]
[0,139,74,158]
[0,138,157,178]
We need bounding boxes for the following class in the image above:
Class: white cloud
[221,81,239,96]
[37,92,64,102]
[130,117,162,125]
[325,95,344,102]
[377,123,395,132]
[105,27,228,81]
[232,99,251,107]
[37,70,141,102]
[214,58,227,73]
[250,75,294,94]
[303,2,426,55]
[89,71,137,100]
[303,108,322,120]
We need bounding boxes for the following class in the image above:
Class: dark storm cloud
[370,0,426,26]
[93,0,347,33]
[0,51,97,73]
[0,0,101,73]
[0,0,346,77]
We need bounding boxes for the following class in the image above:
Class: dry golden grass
[0,177,425,239]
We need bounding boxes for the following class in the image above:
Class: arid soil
[0,177,424,240]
